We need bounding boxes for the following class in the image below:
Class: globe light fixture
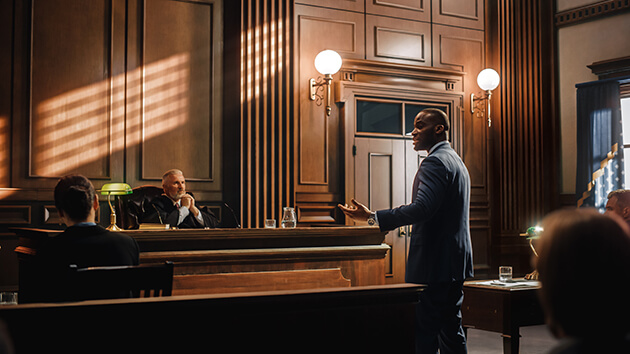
[309,50,343,116]
[471,68,501,127]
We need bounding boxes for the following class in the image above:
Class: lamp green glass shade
[100,183,132,231]
[525,226,543,240]
[100,183,132,195]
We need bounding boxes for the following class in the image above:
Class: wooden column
[234,0,295,228]
[487,0,559,270]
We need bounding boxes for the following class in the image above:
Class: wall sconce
[471,68,500,127]
[100,183,132,231]
[309,50,342,116]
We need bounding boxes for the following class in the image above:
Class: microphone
[223,202,241,228]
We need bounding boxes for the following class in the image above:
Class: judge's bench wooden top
[12,226,390,295]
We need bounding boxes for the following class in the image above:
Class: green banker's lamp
[520,225,543,280]
[100,183,132,231]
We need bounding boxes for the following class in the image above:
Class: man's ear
[623,207,630,220]
[434,124,445,135]
[93,195,99,211]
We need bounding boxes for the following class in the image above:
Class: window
[355,98,450,137]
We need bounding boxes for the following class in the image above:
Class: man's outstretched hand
[338,198,372,222]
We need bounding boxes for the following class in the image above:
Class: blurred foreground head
[535,208,630,339]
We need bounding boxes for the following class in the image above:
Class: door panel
[355,137,418,283]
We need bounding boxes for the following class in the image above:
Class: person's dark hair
[536,208,630,339]
[54,175,96,222]
[422,108,449,132]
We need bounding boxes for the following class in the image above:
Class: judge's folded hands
[338,198,371,222]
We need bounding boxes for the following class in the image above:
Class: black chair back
[67,261,174,301]
[117,185,164,229]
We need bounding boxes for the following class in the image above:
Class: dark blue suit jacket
[376,142,473,284]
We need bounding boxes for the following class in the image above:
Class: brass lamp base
[106,222,122,231]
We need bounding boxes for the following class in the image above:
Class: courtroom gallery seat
[67,261,174,301]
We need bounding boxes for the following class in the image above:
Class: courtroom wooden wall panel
[0,0,12,187]
[296,5,365,191]
[487,0,559,272]
[237,0,295,227]
[366,0,430,22]
[366,15,432,66]
[123,0,223,200]
[141,0,215,182]
[12,0,126,189]
[296,0,365,12]
[432,0,484,30]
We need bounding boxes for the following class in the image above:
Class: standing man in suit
[339,108,473,353]
[149,169,219,228]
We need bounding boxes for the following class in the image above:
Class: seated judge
[145,169,219,228]
[535,208,630,353]
[29,175,140,303]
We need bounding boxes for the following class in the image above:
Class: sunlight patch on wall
[32,53,190,177]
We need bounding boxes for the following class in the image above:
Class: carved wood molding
[587,56,630,79]
[555,0,630,28]
[340,58,464,91]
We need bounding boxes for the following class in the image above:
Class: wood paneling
[27,0,119,181]
[296,5,365,191]
[432,0,484,30]
[141,0,216,182]
[366,15,432,66]
[0,0,12,188]
[0,206,31,224]
[173,268,351,295]
[487,0,558,271]
[366,0,430,22]
[238,0,294,227]
[296,0,365,12]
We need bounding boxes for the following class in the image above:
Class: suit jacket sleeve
[376,156,448,231]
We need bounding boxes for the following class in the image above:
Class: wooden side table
[462,280,545,354]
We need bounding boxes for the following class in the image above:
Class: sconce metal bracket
[309,74,333,116]
[471,90,493,127]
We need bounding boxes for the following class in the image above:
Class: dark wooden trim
[588,56,630,80]
[555,0,630,28]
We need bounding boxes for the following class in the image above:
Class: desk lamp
[520,225,543,279]
[100,183,132,231]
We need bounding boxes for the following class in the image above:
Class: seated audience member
[145,169,219,228]
[32,175,140,302]
[535,208,630,353]
[605,189,630,227]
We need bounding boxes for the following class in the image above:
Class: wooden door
[354,137,424,284]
